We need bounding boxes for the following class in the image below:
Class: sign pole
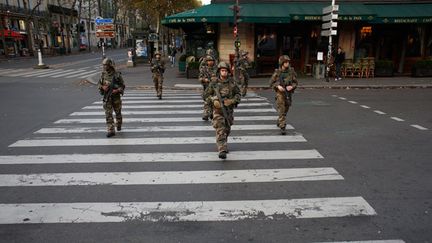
[325,0,336,82]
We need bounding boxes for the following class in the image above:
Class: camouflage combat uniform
[237,52,250,97]
[151,53,165,99]
[98,58,125,137]
[269,55,298,134]
[198,56,217,120]
[204,62,241,159]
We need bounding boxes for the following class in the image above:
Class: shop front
[163,2,432,76]
[0,29,26,57]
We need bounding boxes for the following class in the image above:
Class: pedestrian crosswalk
[0,90,399,241]
[0,67,100,79]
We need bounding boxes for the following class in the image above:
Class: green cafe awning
[162,3,376,26]
[367,4,432,24]
[162,3,432,26]
[162,3,291,25]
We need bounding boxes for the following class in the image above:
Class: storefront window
[257,33,276,57]
[19,20,26,31]
[406,27,421,57]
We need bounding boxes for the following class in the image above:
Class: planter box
[186,68,199,79]
[412,67,432,77]
[375,67,394,77]
[178,61,186,72]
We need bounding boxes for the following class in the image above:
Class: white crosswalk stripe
[54,115,278,124]
[0,167,343,186]
[0,197,376,224]
[34,124,290,133]
[0,150,322,165]
[0,67,97,79]
[1,89,378,241]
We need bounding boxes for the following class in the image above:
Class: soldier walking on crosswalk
[237,50,250,97]
[198,55,217,121]
[204,62,241,159]
[98,58,126,137]
[269,55,298,135]
[151,51,165,99]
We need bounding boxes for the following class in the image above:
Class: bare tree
[22,0,44,55]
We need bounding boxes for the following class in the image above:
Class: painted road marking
[0,197,376,224]
[410,124,428,130]
[54,116,278,124]
[390,117,405,122]
[0,168,343,186]
[35,124,289,134]
[82,102,270,109]
[373,110,386,115]
[9,135,307,147]
[70,109,276,116]
[0,149,323,165]
[93,97,266,104]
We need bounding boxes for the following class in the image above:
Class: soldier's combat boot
[106,130,115,138]
[280,127,286,135]
[158,95,162,100]
[218,151,227,159]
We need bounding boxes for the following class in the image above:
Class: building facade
[0,0,132,57]
[163,0,432,75]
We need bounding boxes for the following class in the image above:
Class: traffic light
[233,5,240,24]
[231,4,241,38]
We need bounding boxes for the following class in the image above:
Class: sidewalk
[88,60,432,90]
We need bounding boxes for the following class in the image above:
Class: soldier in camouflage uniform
[98,58,126,137]
[150,51,165,99]
[204,62,241,159]
[237,50,250,97]
[269,55,298,135]
[198,55,217,121]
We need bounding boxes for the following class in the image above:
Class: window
[406,27,421,57]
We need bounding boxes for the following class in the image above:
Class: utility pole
[322,0,338,82]
[231,0,241,85]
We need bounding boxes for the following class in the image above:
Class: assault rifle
[279,74,293,102]
[214,83,232,126]
[102,75,120,102]
[154,61,164,74]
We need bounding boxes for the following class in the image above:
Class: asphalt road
[0,53,431,243]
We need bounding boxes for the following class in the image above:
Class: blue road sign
[95,18,113,25]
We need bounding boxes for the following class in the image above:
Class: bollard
[34,48,49,69]
[126,49,136,67]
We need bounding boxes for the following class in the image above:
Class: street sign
[148,33,158,42]
[95,18,113,25]
[321,21,338,30]
[321,29,337,36]
[96,24,114,31]
[322,13,338,22]
[322,5,339,14]
[96,31,115,38]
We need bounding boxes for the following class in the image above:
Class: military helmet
[217,61,231,72]
[278,55,291,66]
[154,51,161,56]
[102,58,114,67]
[205,55,215,62]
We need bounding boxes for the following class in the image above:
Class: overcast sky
[201,0,211,5]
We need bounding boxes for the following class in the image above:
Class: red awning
[0,30,25,40]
